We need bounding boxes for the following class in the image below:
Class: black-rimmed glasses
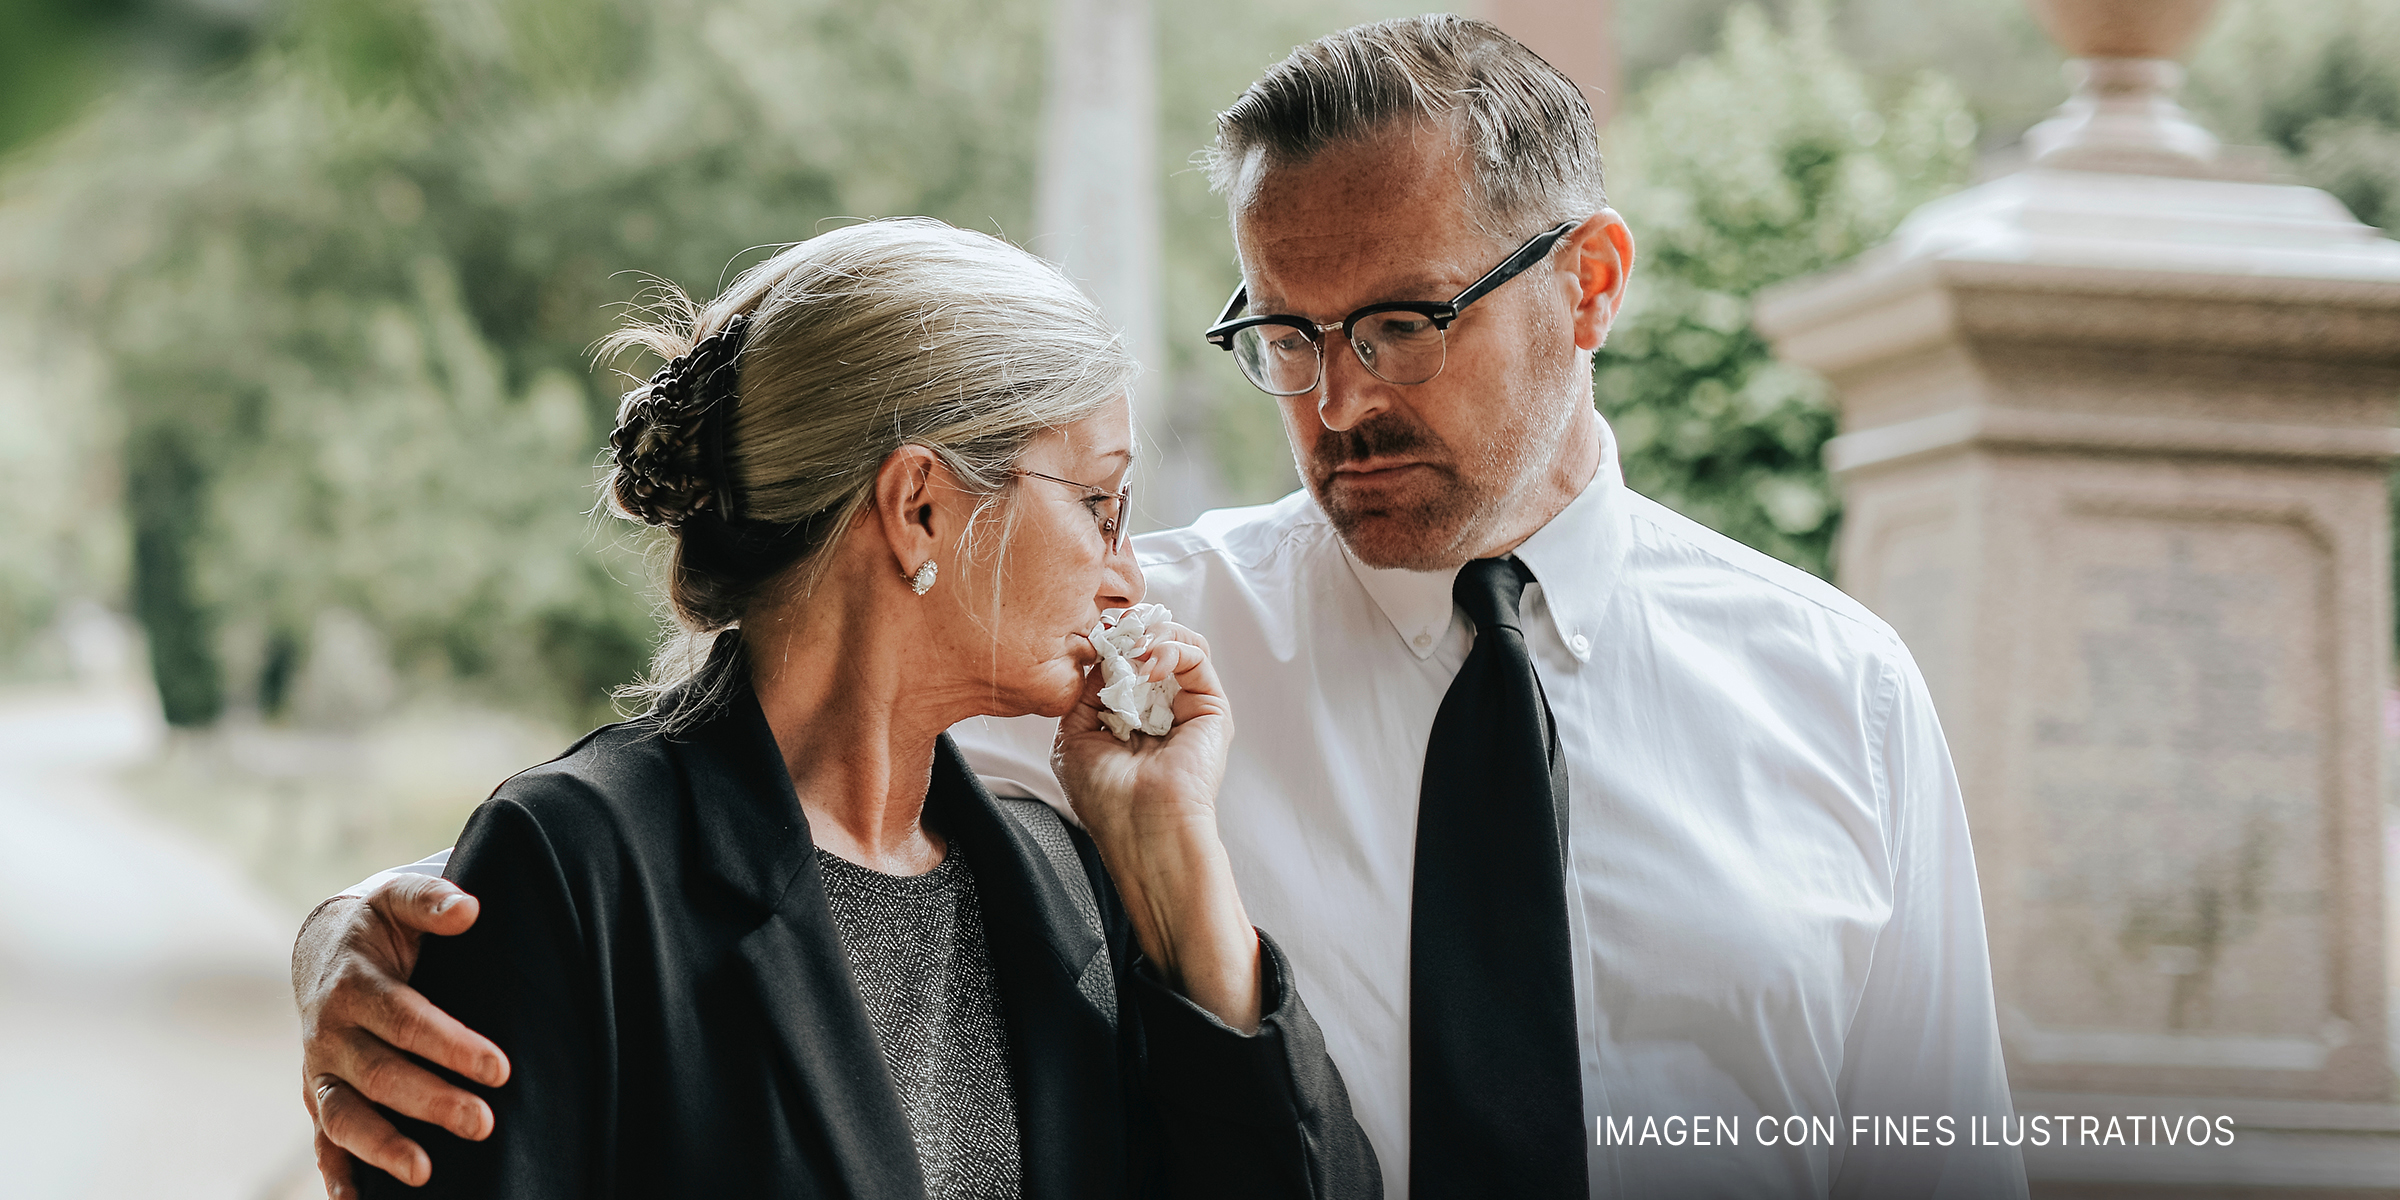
[1203,221,1579,397]
[1010,468,1132,556]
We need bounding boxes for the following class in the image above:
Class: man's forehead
[1233,210,1492,313]
[1227,123,1495,311]
[1240,256,1459,314]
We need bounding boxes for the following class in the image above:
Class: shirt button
[1412,633,1433,648]
[1568,633,1591,656]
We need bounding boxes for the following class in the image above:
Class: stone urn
[2020,0,2225,174]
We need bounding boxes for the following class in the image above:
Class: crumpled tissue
[1090,603,1179,741]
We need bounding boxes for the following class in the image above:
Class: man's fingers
[313,1127,360,1198]
[334,1026,496,1140]
[315,1075,433,1187]
[367,873,481,938]
[354,972,509,1088]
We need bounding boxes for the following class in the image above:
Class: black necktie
[1411,556,1587,1198]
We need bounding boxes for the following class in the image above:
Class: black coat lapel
[925,736,1124,1200]
[676,657,926,1200]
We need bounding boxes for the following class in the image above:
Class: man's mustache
[1310,412,1448,477]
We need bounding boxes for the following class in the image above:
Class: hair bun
[608,312,752,527]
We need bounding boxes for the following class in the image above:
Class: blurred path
[0,679,313,1200]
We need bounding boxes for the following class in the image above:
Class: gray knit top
[815,845,1024,1200]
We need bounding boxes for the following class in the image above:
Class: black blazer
[360,664,1380,1200]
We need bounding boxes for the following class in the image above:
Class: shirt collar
[1339,416,1632,662]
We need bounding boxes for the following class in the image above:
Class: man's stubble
[1301,307,1587,573]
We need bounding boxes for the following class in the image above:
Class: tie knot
[1453,556,1534,635]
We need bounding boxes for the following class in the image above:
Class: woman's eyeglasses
[1011,468,1131,556]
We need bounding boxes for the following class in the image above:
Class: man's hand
[293,874,510,1194]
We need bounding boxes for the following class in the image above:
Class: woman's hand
[1054,621,1232,840]
[1053,621,1261,1032]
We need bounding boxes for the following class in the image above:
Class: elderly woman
[351,219,1378,1199]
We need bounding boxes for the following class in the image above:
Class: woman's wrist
[1086,802,1263,1032]
[1088,804,1228,950]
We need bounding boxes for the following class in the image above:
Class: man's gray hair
[1203,15,1606,238]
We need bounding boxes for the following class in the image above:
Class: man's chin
[1311,472,1488,571]
[1322,505,1477,572]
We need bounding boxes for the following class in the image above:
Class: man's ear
[1564,209,1636,352]
[871,445,947,583]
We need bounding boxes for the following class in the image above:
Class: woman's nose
[1100,536,1144,609]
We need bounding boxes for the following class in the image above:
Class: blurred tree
[125,425,221,724]
[4,0,1046,725]
[0,0,136,156]
[1595,1,1976,576]
[0,0,254,159]
[1155,0,1438,507]
[2188,0,2400,235]
[1596,0,2400,584]
[6,0,2395,725]
[1618,0,2062,148]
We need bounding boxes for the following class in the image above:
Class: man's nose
[1313,336,1392,432]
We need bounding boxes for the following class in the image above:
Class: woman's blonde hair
[599,218,1136,714]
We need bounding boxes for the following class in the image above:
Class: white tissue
[1089,603,1180,741]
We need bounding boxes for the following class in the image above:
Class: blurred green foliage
[2189,0,2400,234]
[0,0,1438,726]
[1596,2,1975,576]
[2,0,2395,727]
[3,0,1048,725]
[1591,0,2400,583]
[1155,0,1434,505]
[0,0,252,157]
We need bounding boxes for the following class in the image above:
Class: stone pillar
[1035,0,1220,527]
[1756,1,2400,1192]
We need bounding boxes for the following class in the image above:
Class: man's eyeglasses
[1203,221,1578,397]
[1010,468,1131,556]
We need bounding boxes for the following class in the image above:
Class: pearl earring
[908,560,938,596]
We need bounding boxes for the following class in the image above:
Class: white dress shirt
[363,421,2024,1198]
[955,422,2025,1199]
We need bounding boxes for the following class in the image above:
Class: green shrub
[1597,2,1975,576]
[3,0,1048,725]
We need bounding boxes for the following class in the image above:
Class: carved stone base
[2018,1091,2400,1197]
[1756,147,2400,1113]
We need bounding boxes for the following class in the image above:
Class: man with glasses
[293,15,2021,1199]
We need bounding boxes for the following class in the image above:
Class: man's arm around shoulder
[295,850,501,1194]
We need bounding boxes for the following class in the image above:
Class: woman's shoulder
[460,715,688,874]
[495,715,678,803]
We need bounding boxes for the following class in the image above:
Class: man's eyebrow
[1249,276,1457,316]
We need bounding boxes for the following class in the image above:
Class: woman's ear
[871,445,947,583]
